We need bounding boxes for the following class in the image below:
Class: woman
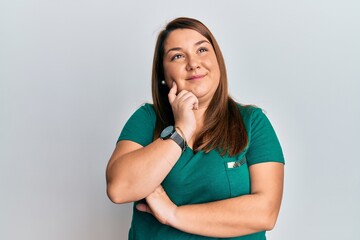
[106,17,285,239]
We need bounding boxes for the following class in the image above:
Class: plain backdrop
[1,0,359,239]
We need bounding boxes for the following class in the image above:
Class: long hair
[151,17,248,156]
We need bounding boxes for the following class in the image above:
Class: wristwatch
[160,125,186,151]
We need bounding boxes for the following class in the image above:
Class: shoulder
[138,103,156,114]
[124,103,157,129]
[235,103,277,142]
[117,103,157,146]
[131,103,156,119]
[236,103,265,123]
[236,103,285,165]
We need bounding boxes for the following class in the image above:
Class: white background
[1,0,359,239]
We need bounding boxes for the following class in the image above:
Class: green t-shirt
[118,103,285,240]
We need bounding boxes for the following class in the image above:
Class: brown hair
[151,17,248,156]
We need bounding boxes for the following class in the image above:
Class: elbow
[261,204,280,231]
[255,212,278,231]
[107,185,123,204]
[106,174,147,204]
[106,182,131,204]
[107,190,124,204]
[263,215,277,231]
[261,199,280,231]
[106,170,134,204]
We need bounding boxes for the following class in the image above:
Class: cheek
[164,66,183,84]
[205,56,219,71]
[215,67,221,83]
[163,64,175,79]
[212,59,221,81]
[164,73,174,87]
[207,61,220,82]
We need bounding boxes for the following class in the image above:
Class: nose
[186,56,200,71]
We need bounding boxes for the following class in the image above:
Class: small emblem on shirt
[227,157,246,168]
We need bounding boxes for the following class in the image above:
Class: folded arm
[106,139,182,204]
[137,162,284,238]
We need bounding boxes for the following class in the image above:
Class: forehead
[164,29,208,50]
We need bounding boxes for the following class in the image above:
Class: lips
[187,74,206,80]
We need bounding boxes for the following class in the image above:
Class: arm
[106,138,182,204]
[106,82,198,204]
[137,162,284,238]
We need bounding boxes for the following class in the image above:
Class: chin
[192,86,211,97]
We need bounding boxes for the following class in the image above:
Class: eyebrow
[165,40,210,56]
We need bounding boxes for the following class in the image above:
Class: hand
[136,185,177,226]
[168,81,198,140]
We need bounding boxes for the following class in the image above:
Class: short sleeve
[245,108,285,166]
[117,103,157,146]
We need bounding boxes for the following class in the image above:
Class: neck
[194,96,213,123]
[194,105,206,119]
[192,107,206,136]
[187,108,206,148]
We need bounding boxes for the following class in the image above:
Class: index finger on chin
[168,81,177,103]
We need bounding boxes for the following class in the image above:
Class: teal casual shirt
[118,103,285,240]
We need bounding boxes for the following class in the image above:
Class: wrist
[160,125,186,151]
[175,124,194,142]
[175,126,187,144]
[166,205,180,228]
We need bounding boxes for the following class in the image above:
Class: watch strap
[160,125,187,152]
[170,130,186,151]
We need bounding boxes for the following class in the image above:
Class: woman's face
[162,29,221,106]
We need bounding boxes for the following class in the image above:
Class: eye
[198,47,208,53]
[170,54,183,61]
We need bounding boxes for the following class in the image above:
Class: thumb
[136,203,153,214]
[168,81,177,104]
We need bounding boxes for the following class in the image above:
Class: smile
[187,74,206,80]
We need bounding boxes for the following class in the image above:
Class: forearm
[106,139,182,203]
[171,193,280,238]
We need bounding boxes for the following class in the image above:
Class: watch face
[160,125,174,139]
